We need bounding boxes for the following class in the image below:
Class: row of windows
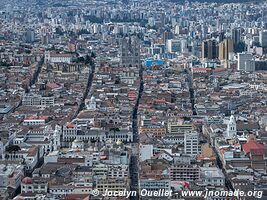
[23,185,46,189]
[97,185,124,188]
[50,189,72,193]
[24,121,45,125]
[205,179,223,182]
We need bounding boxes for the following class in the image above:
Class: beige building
[139,126,166,138]
[218,39,233,61]
[95,178,129,193]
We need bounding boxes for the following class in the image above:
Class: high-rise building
[24,30,35,43]
[201,25,208,39]
[237,52,255,72]
[163,31,172,45]
[119,36,140,68]
[181,39,188,53]
[231,28,243,52]
[218,32,225,43]
[259,30,267,48]
[201,39,217,60]
[218,39,234,61]
[231,28,241,45]
[175,25,182,35]
[167,39,181,53]
[184,131,200,156]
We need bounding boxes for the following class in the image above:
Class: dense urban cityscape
[0,0,267,199]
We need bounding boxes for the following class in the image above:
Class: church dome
[72,138,84,150]
[22,177,33,184]
[73,138,82,143]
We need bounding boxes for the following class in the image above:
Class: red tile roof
[144,75,154,79]
[64,194,89,200]
[66,123,75,128]
[47,82,61,89]
[243,140,264,155]
[25,116,49,120]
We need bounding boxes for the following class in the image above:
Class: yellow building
[139,126,166,138]
[96,178,129,193]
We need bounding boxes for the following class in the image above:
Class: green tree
[6,145,21,160]
[76,57,85,63]
[91,52,96,58]
[110,127,120,140]
[6,145,21,153]
[85,55,92,64]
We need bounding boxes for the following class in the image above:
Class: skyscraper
[231,28,243,52]
[218,32,225,43]
[24,30,35,43]
[163,31,172,45]
[201,25,208,39]
[201,39,217,60]
[259,30,267,48]
[218,39,233,61]
[231,28,241,45]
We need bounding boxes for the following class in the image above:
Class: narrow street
[187,66,234,192]
[71,57,96,120]
[186,68,234,191]
[27,56,44,93]
[213,146,234,191]
[12,57,45,111]
[130,65,144,200]
[185,68,197,115]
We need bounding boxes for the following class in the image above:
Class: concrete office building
[201,39,217,60]
[231,28,241,45]
[237,52,255,72]
[170,165,200,181]
[184,131,200,156]
[259,30,267,47]
[167,39,181,53]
